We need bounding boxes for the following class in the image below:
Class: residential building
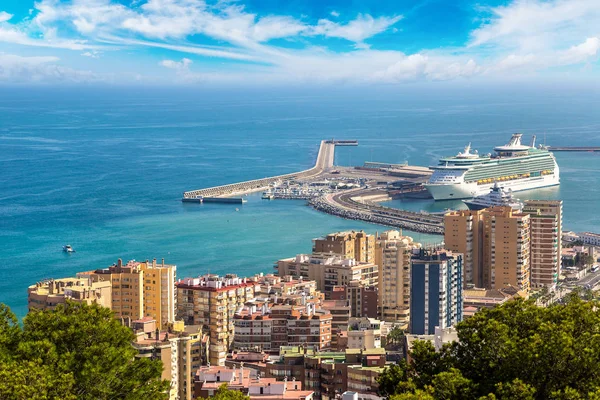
[28,277,112,312]
[312,231,375,263]
[194,366,314,399]
[252,273,319,298]
[233,305,273,352]
[462,285,527,316]
[321,299,351,332]
[374,230,421,324]
[347,317,385,350]
[304,348,386,400]
[580,232,600,246]
[444,210,482,287]
[132,318,206,400]
[87,258,176,328]
[409,249,463,335]
[321,299,351,349]
[444,207,531,291]
[523,200,562,289]
[176,274,259,366]
[347,365,385,399]
[271,304,333,350]
[345,282,378,319]
[276,254,379,298]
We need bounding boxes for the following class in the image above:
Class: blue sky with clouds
[0,0,598,85]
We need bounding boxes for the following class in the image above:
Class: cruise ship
[425,134,559,200]
[463,183,523,211]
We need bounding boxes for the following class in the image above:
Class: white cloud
[160,57,192,70]
[0,11,13,22]
[494,54,537,71]
[0,52,99,82]
[561,37,600,63]
[81,50,101,58]
[1,0,599,85]
[470,0,600,51]
[311,14,402,43]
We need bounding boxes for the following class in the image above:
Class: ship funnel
[530,135,536,148]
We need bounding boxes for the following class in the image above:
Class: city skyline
[0,0,598,85]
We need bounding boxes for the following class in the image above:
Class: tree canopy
[378,296,600,400]
[0,302,170,400]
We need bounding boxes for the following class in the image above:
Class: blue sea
[2,85,600,319]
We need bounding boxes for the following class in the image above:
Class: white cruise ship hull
[426,174,559,200]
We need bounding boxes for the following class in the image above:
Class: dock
[548,147,600,152]
[182,140,338,200]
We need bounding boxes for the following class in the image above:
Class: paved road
[574,270,600,289]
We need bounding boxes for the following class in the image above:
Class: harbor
[182,139,442,234]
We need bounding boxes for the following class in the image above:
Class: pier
[182,140,336,199]
[548,147,600,152]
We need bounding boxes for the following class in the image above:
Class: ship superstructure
[425,134,559,200]
[463,183,524,211]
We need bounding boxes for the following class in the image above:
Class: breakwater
[182,140,337,199]
[309,195,444,235]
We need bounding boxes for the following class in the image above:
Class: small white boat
[63,245,75,253]
[262,191,275,200]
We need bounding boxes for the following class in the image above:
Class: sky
[0,0,599,86]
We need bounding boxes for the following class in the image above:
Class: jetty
[548,147,600,152]
[182,140,337,200]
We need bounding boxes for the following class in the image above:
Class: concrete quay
[182,140,337,200]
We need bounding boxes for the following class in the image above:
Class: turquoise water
[2,87,600,318]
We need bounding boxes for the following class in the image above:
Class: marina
[182,140,442,233]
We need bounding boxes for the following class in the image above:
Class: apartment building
[276,254,379,297]
[28,277,112,312]
[175,274,258,366]
[345,282,378,319]
[444,207,531,291]
[523,200,563,289]
[312,231,375,263]
[347,317,385,350]
[132,318,207,400]
[375,230,421,324]
[233,303,333,353]
[233,306,273,352]
[194,366,314,399]
[273,304,333,350]
[580,232,600,246]
[87,258,176,328]
[409,249,463,335]
[252,273,319,298]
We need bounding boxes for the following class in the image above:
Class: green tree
[452,298,600,399]
[0,302,170,400]
[379,297,600,400]
[430,368,475,400]
[391,390,435,400]
[212,384,251,400]
[493,379,536,400]
[378,362,416,397]
[388,326,404,345]
[409,340,451,389]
